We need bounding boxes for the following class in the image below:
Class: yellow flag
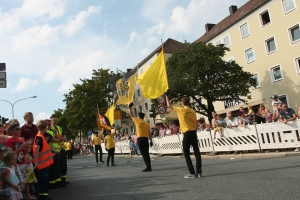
[137,48,169,99]
[116,72,137,105]
[105,105,115,126]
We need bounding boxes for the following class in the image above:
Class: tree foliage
[56,69,113,139]
[166,41,256,122]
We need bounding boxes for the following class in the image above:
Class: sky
[0,0,248,124]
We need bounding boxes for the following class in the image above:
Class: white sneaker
[295,148,299,152]
[197,173,202,178]
[184,174,197,178]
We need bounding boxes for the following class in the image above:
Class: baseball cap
[271,95,278,99]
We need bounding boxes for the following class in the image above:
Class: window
[282,0,296,14]
[223,35,231,47]
[260,10,271,27]
[147,120,150,124]
[134,108,137,116]
[137,89,141,97]
[145,102,148,111]
[240,23,250,38]
[265,37,277,54]
[278,94,289,106]
[270,65,283,82]
[295,57,300,74]
[215,40,221,46]
[130,126,133,133]
[139,105,142,113]
[289,25,300,43]
[245,48,255,63]
[252,74,261,89]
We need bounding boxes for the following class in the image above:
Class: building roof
[194,0,270,43]
[132,38,185,72]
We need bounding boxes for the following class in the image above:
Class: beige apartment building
[121,38,185,134]
[195,0,300,115]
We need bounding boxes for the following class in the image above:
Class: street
[50,153,300,200]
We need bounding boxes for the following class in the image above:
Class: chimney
[205,23,215,33]
[229,5,238,15]
[127,69,132,72]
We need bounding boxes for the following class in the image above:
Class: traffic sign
[158,105,166,114]
[0,63,5,71]
[157,95,165,105]
[0,72,6,79]
[0,80,6,88]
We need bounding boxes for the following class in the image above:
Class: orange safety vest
[33,132,54,170]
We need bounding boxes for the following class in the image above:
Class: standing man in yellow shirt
[92,130,104,164]
[65,140,73,160]
[104,129,116,167]
[166,95,202,178]
[128,102,153,172]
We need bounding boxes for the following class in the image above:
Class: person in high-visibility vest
[33,120,54,200]
[50,114,70,184]
[45,119,67,190]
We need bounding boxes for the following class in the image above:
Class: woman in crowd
[256,104,267,123]
[197,117,211,131]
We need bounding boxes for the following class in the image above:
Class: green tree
[62,69,113,139]
[166,41,256,122]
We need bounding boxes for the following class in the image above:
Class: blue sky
[0,0,248,124]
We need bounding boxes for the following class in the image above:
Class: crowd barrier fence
[101,120,300,155]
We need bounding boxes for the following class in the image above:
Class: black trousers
[182,130,202,175]
[107,147,115,164]
[60,149,67,182]
[95,145,103,163]
[36,167,50,199]
[137,137,151,169]
[49,153,61,185]
[67,150,72,159]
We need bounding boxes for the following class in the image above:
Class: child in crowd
[265,108,273,123]
[5,122,31,194]
[129,137,135,157]
[24,146,36,200]
[33,120,54,200]
[0,147,10,200]
[213,114,224,139]
[4,151,23,200]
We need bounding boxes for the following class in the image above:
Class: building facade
[195,0,300,115]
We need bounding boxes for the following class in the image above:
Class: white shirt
[272,99,282,111]
[226,117,239,126]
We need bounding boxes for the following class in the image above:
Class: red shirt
[5,138,26,164]
[20,124,38,141]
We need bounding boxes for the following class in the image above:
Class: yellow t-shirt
[104,134,115,149]
[133,117,150,138]
[64,142,72,150]
[173,106,197,134]
[92,134,102,145]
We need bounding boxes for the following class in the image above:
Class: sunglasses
[14,128,20,131]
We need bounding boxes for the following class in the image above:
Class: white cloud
[128,31,138,46]
[63,5,101,37]
[11,24,60,51]
[11,78,38,92]
[35,112,50,121]
[11,0,65,19]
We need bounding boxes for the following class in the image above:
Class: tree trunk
[207,100,215,124]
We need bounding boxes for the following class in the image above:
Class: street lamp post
[0,96,37,118]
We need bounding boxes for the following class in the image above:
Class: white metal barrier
[160,135,182,154]
[213,125,260,152]
[197,131,214,152]
[99,120,300,155]
[256,121,300,150]
[149,137,161,154]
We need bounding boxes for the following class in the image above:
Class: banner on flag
[116,71,137,105]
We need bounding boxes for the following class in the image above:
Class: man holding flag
[128,102,153,172]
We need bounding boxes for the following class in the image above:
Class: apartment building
[195,0,300,115]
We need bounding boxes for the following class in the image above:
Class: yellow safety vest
[47,129,61,153]
[52,125,65,150]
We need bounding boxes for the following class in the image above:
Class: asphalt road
[50,153,300,200]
